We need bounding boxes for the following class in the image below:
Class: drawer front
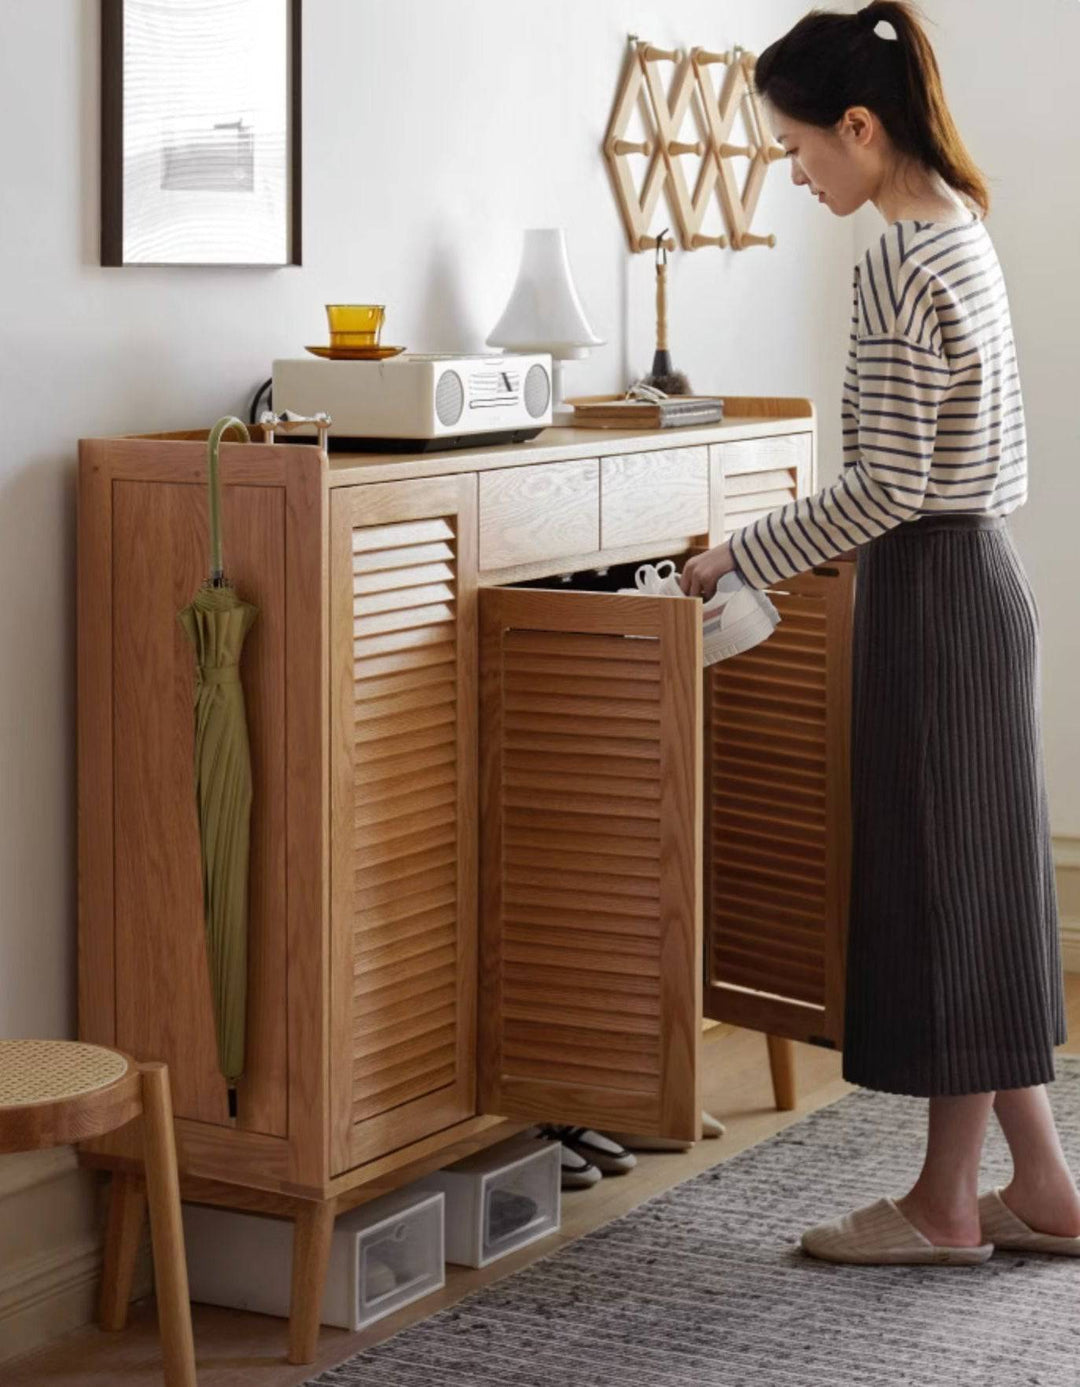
[600,446,709,549]
[479,458,599,570]
[709,434,812,540]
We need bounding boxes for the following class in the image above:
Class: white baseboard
[0,1147,151,1366]
[0,1231,103,1364]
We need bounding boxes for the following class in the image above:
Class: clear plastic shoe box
[409,1134,560,1267]
[182,1186,445,1331]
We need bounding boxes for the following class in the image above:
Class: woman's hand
[679,540,736,599]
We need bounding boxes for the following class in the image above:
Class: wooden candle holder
[603,37,785,252]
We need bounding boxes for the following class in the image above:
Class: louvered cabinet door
[478,586,703,1141]
[329,476,478,1175]
[709,435,813,539]
[702,560,855,1048]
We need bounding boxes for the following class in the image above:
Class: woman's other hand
[679,540,736,599]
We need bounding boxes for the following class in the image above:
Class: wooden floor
[11,986,1080,1387]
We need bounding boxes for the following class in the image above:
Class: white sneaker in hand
[617,559,684,596]
[699,570,780,666]
[617,560,779,666]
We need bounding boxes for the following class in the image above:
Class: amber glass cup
[326,304,385,347]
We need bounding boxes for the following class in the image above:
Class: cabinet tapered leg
[767,1035,797,1110]
[99,1171,147,1331]
[288,1199,336,1365]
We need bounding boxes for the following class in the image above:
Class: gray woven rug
[306,1056,1080,1386]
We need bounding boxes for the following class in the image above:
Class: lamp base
[551,360,577,426]
[551,356,586,418]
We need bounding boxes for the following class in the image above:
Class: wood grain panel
[600,446,708,549]
[282,449,328,1189]
[330,476,478,1176]
[111,480,287,1135]
[479,586,702,1140]
[78,442,116,1046]
[478,459,599,569]
[702,560,855,1049]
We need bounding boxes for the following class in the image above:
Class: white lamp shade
[486,228,604,359]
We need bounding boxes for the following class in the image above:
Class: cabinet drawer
[709,434,812,539]
[479,459,599,570]
[600,447,708,549]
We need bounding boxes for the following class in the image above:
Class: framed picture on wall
[101,0,301,266]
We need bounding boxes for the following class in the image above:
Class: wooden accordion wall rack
[604,39,786,253]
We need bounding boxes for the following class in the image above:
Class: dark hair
[753,0,991,217]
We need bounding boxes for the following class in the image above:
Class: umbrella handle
[208,416,250,583]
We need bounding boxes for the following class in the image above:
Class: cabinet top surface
[322,406,814,486]
[84,398,815,490]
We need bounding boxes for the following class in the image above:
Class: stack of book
[565,393,725,429]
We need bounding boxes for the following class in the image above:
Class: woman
[680,0,1080,1264]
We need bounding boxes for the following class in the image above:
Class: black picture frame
[101,0,302,266]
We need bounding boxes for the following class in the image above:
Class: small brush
[639,231,691,395]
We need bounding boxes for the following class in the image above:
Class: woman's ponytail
[755,1,991,217]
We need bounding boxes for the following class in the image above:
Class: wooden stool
[0,1041,196,1386]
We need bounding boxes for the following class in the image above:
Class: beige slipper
[800,1196,994,1265]
[978,1187,1080,1255]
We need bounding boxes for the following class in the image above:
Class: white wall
[0,0,854,1043]
[899,0,1080,850]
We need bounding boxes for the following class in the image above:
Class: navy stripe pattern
[841,516,1067,1095]
[728,210,1028,590]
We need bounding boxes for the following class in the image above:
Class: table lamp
[486,228,604,419]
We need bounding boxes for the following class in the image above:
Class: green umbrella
[178,417,258,1113]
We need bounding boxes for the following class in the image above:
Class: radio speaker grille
[524,363,551,418]
[435,370,465,427]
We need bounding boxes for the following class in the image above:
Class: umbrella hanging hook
[208,416,250,586]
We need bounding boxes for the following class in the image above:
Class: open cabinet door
[478,584,703,1141]
[703,559,855,1049]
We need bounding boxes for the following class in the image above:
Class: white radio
[271,352,553,452]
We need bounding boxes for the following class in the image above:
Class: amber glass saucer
[305,345,406,361]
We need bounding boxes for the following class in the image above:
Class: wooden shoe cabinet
[76,397,853,1361]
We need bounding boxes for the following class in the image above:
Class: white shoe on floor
[531,1125,605,1187]
[565,1127,637,1175]
[540,1124,637,1175]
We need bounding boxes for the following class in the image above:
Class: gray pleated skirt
[841,511,1068,1096]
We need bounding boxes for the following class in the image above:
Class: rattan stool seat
[0,1039,128,1105]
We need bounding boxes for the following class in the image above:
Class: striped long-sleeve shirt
[727,209,1027,590]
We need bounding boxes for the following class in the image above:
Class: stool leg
[287,1200,335,1365]
[767,1034,797,1110]
[140,1062,197,1387]
[100,1172,147,1331]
